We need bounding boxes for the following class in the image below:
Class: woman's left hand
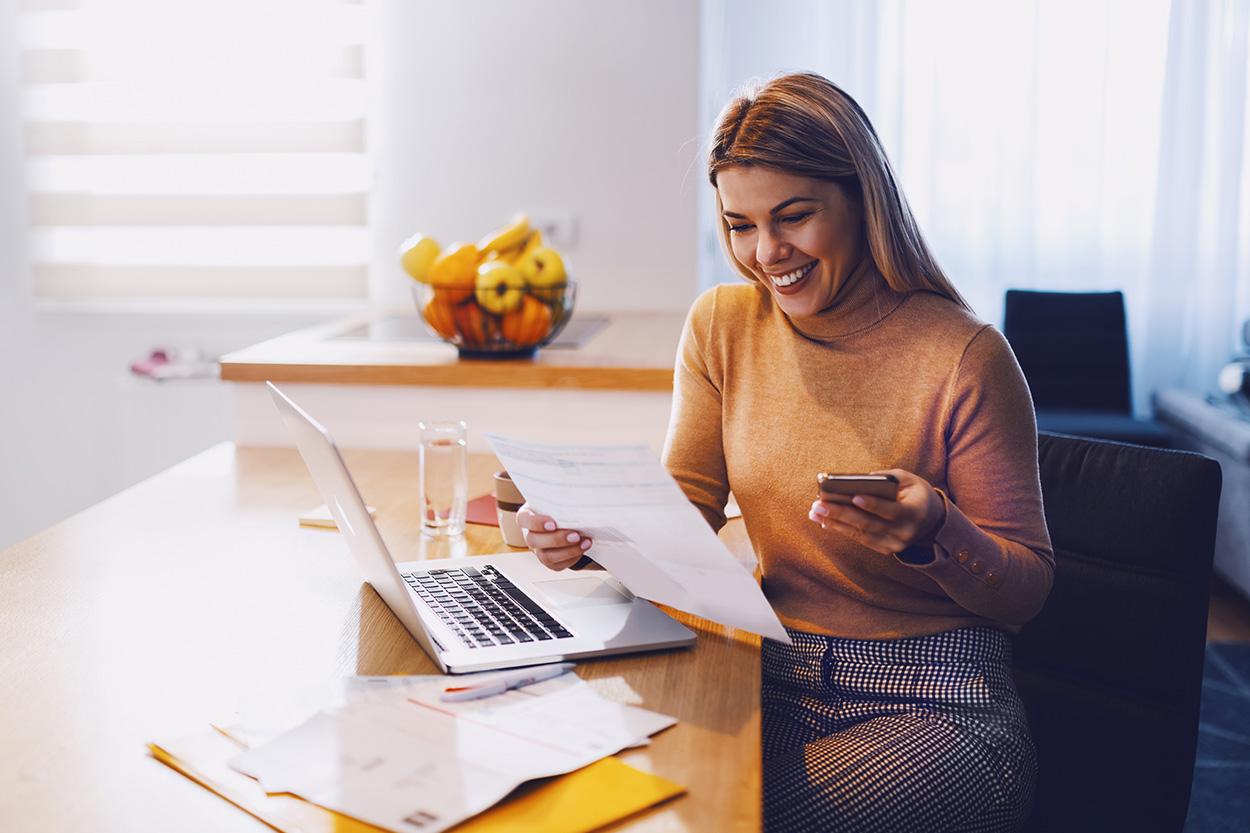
[808,469,947,556]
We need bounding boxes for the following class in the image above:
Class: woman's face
[717,166,866,319]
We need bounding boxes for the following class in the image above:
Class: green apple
[475,260,527,315]
[517,246,566,287]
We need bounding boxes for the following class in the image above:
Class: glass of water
[418,420,468,537]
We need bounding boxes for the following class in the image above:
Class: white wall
[0,0,703,550]
[368,0,702,312]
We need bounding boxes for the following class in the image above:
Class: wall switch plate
[531,212,578,250]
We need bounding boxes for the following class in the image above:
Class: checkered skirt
[762,626,1036,833]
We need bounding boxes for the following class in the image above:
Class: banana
[509,228,544,263]
[495,229,545,265]
[398,233,441,283]
[478,213,531,257]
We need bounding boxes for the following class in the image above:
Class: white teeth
[769,261,815,287]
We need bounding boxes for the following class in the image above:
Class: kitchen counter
[219,308,686,391]
[219,308,688,453]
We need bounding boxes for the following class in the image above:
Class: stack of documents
[150,669,683,833]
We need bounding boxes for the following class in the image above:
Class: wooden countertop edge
[219,361,675,391]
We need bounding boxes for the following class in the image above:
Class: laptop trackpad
[534,576,631,609]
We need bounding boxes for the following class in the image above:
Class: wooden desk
[0,443,760,832]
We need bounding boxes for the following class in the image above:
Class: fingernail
[566,532,580,543]
[852,496,867,507]
[812,504,828,516]
[580,538,592,550]
[544,521,556,531]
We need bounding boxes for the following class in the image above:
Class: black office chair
[1013,432,1221,832]
[1003,289,1173,447]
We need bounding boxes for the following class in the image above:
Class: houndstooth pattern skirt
[762,626,1036,833]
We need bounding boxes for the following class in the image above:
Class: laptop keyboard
[401,565,573,649]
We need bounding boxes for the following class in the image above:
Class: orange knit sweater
[662,259,1054,639]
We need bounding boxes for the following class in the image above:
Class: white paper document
[483,434,790,644]
[232,675,442,748]
[227,670,676,833]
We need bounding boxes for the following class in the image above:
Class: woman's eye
[726,223,754,234]
[780,213,810,225]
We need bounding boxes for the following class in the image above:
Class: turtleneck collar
[779,255,908,342]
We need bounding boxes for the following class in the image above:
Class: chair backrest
[1014,432,1221,833]
[1003,289,1133,413]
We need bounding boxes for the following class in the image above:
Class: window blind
[18,0,369,303]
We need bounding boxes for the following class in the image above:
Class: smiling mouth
[768,261,816,288]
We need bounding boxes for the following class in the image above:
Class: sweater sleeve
[903,325,1055,628]
[661,289,731,532]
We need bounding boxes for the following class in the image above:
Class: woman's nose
[757,229,789,267]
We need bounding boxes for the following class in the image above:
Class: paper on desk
[151,729,684,833]
[233,675,441,748]
[228,671,676,833]
[484,434,790,643]
[234,673,670,760]
[400,672,676,753]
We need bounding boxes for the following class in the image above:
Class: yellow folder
[149,728,684,833]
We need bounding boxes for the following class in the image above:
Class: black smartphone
[817,473,900,500]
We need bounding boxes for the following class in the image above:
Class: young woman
[519,72,1053,833]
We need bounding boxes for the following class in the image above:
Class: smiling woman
[664,72,1055,833]
[16,0,369,305]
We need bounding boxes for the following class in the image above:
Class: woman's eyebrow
[768,197,818,214]
[721,196,818,219]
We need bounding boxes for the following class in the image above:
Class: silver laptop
[268,382,696,674]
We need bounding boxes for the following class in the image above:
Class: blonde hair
[708,72,970,311]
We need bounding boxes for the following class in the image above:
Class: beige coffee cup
[493,471,527,547]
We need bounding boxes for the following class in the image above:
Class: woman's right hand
[515,502,593,571]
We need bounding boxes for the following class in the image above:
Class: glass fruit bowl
[412,280,577,359]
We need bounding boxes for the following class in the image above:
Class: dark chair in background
[1003,289,1172,447]
[1013,432,1221,832]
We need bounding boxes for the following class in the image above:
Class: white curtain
[701,0,1250,415]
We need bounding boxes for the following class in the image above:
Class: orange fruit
[428,241,480,305]
[501,295,553,346]
[421,296,456,340]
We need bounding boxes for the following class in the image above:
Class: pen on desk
[440,662,576,702]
